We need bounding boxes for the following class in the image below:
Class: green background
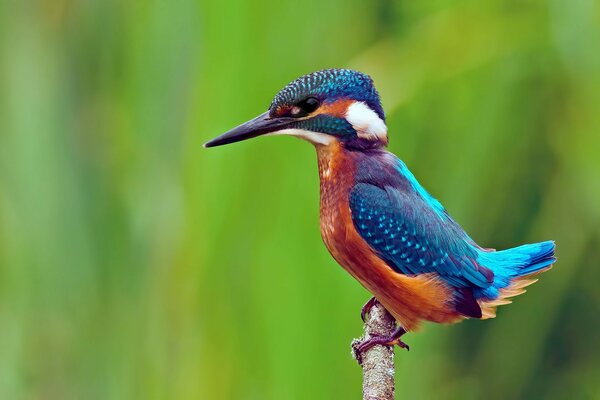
[1,0,599,399]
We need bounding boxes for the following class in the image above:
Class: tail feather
[475,240,555,319]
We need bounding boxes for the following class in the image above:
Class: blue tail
[474,240,556,299]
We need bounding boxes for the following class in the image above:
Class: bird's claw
[360,296,379,322]
[352,327,409,365]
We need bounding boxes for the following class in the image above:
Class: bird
[204,68,556,360]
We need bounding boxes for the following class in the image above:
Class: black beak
[204,111,296,148]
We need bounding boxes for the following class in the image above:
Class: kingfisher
[204,69,556,358]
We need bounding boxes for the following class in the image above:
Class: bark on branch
[352,302,396,400]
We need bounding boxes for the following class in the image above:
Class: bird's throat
[316,141,344,181]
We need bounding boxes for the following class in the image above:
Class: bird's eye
[290,97,320,117]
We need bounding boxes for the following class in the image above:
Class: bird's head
[204,69,387,150]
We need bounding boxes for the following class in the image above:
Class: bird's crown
[270,69,385,121]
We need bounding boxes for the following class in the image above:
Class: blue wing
[349,158,494,317]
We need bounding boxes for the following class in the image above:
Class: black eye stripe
[290,97,320,117]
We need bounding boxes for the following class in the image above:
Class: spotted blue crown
[270,69,385,121]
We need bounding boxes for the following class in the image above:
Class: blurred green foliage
[1,0,599,399]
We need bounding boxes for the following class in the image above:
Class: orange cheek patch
[317,99,353,118]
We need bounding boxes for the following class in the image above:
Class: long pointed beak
[204,111,295,148]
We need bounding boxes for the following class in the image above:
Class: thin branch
[352,302,396,400]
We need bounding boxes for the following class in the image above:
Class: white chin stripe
[345,101,387,141]
[269,128,334,145]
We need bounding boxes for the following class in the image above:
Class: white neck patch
[345,101,387,142]
[267,128,334,145]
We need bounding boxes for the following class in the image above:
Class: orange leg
[353,325,409,364]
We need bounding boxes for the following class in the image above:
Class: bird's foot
[360,296,379,322]
[352,326,409,365]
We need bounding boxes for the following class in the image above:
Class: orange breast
[316,142,462,331]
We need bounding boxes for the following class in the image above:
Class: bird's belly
[319,191,461,330]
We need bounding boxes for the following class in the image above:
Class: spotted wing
[349,182,492,317]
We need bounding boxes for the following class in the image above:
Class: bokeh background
[1,0,599,399]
